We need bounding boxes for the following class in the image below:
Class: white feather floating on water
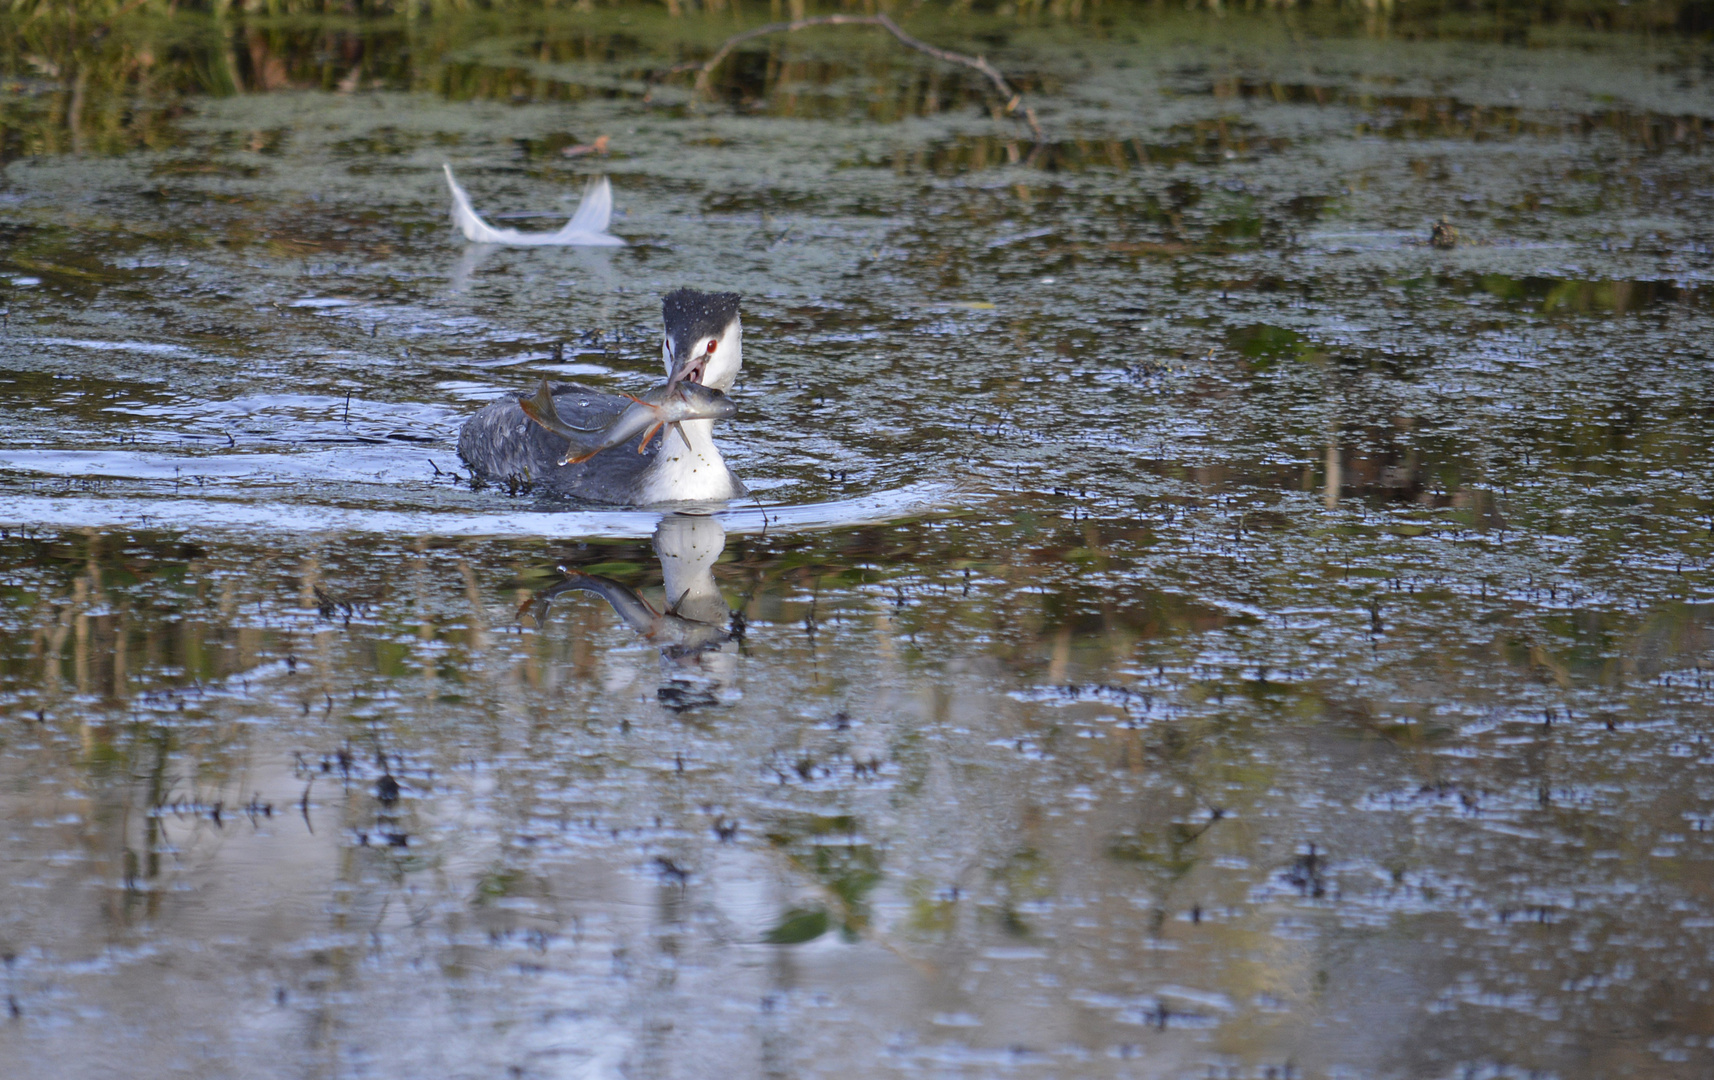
[443,164,624,247]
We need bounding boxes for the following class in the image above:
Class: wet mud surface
[2,8,1713,1078]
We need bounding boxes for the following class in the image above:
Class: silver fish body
[517,379,737,466]
[529,572,731,657]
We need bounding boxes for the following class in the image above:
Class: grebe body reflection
[530,514,738,694]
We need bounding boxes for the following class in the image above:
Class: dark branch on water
[663,13,1045,144]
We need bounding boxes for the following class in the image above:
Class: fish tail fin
[518,379,562,432]
[526,381,606,464]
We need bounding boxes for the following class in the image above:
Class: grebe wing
[539,382,630,431]
[457,382,659,503]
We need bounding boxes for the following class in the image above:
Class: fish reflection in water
[528,513,739,704]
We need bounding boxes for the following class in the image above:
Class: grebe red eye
[705,340,717,354]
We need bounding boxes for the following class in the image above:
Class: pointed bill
[443,164,625,247]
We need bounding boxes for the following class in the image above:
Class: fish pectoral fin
[671,422,693,452]
[637,421,663,454]
[664,587,692,617]
[559,446,600,465]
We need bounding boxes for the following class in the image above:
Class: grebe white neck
[639,417,740,504]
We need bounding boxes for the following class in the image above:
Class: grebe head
[661,288,742,391]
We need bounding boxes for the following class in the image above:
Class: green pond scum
[1,1,1713,1077]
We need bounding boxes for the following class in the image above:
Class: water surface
[2,7,1713,1078]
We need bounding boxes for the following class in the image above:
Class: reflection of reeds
[6,0,1707,25]
[0,28,200,156]
[6,2,1712,160]
[4,0,1709,32]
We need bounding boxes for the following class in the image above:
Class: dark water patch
[1445,273,1714,314]
[1175,272,1714,318]
[431,59,636,105]
[1124,445,1493,513]
[703,48,1055,122]
[511,129,615,160]
[1205,78,1714,151]
[3,253,151,295]
[149,157,265,179]
[1170,268,1311,294]
[1327,441,1492,510]
[0,370,178,423]
[1229,323,1312,362]
[846,120,1287,176]
[1283,193,1333,223]
[330,126,426,158]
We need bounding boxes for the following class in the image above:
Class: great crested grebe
[457,288,746,505]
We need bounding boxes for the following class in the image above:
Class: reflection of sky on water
[2,520,1710,1077]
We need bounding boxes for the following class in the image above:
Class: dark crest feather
[662,288,741,357]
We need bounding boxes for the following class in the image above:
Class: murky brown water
[3,6,1714,1078]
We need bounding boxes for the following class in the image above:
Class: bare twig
[666,13,1044,144]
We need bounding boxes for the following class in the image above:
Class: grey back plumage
[457,382,655,504]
